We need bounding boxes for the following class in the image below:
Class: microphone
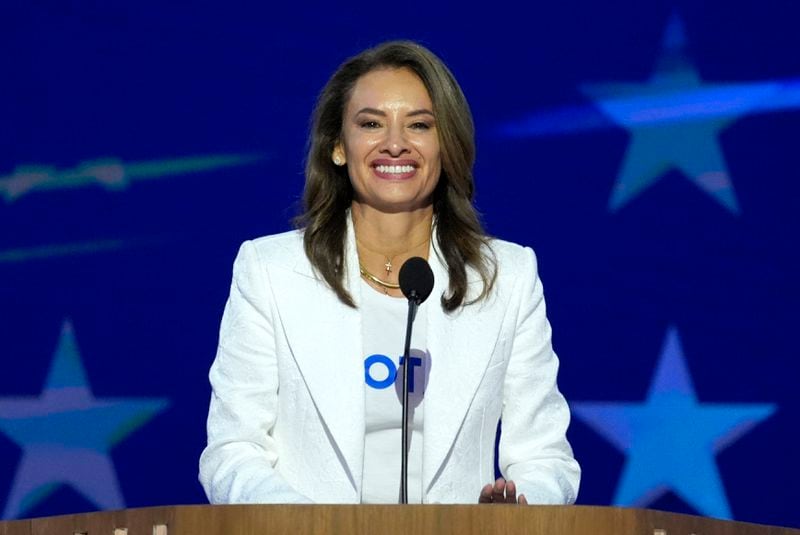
[399,256,434,307]
[398,257,434,504]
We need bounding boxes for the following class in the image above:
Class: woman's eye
[410,122,432,130]
[360,121,381,129]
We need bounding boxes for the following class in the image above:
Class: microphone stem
[400,294,419,505]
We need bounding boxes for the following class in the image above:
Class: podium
[1,505,798,535]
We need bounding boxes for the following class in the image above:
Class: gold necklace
[356,234,431,277]
[359,263,401,291]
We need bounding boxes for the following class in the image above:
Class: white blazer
[199,222,580,504]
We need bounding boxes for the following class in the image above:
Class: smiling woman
[334,67,441,217]
[199,40,580,506]
[300,41,490,307]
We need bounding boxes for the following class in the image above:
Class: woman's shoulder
[479,237,544,296]
[249,228,304,248]
[485,236,539,271]
[239,228,305,268]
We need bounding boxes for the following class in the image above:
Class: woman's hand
[478,477,528,504]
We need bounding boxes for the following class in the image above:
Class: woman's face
[334,67,441,214]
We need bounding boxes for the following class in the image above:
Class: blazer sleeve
[498,246,581,504]
[198,240,313,504]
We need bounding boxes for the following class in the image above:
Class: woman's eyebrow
[355,107,434,117]
[355,107,386,116]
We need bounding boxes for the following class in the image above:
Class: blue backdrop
[2,0,798,528]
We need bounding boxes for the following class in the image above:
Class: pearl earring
[333,156,344,166]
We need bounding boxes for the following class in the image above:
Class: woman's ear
[332,144,346,166]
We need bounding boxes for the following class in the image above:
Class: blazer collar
[289,214,363,300]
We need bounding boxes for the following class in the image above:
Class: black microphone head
[399,257,434,304]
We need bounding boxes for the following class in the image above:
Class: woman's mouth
[372,161,418,180]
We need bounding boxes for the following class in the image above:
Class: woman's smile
[371,158,419,180]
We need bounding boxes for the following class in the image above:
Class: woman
[199,41,580,505]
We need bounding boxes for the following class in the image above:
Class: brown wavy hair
[295,40,496,311]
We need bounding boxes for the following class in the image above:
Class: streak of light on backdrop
[1,1,798,528]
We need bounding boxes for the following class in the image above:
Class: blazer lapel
[268,224,365,496]
[423,241,505,496]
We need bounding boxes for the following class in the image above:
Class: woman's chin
[353,196,434,215]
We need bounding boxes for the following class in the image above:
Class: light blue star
[497,14,800,214]
[573,327,776,520]
[581,14,744,213]
[0,320,170,519]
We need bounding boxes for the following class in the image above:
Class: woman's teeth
[376,165,414,173]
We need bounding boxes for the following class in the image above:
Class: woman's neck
[351,201,434,255]
[351,201,434,296]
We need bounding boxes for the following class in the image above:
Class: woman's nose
[381,125,410,156]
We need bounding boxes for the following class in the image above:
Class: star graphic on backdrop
[572,327,776,520]
[0,320,169,520]
[581,14,741,213]
[498,14,800,214]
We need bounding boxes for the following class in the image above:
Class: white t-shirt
[360,281,430,503]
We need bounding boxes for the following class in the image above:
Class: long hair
[295,40,496,311]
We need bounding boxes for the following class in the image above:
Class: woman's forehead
[346,68,433,114]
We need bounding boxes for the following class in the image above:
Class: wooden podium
[1,505,797,535]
